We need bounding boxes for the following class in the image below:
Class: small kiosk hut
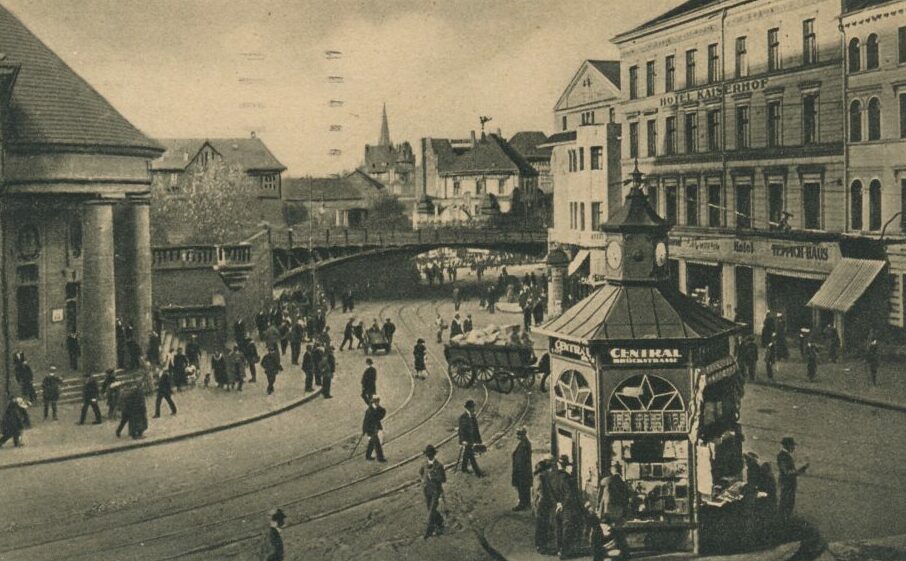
[537,173,747,555]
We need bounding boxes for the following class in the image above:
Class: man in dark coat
[255,311,268,340]
[15,360,37,403]
[263,509,286,561]
[242,337,259,383]
[867,336,880,385]
[361,358,377,405]
[211,350,229,389]
[805,341,818,381]
[261,348,283,395]
[511,427,533,511]
[231,345,246,391]
[353,320,365,350]
[0,397,26,448]
[533,298,545,325]
[463,314,473,334]
[419,444,447,538]
[147,330,161,366]
[362,395,387,461]
[450,314,463,340]
[186,336,201,369]
[172,348,189,391]
[67,331,81,370]
[78,372,102,424]
[116,384,148,439]
[826,324,840,363]
[41,367,62,420]
[551,455,582,559]
[321,347,335,398]
[290,320,304,365]
[154,368,177,417]
[458,399,484,476]
[301,344,315,392]
[382,318,396,345]
[340,318,355,351]
[761,311,776,348]
[533,459,557,554]
[413,339,427,380]
[311,344,324,386]
[777,436,808,520]
[278,320,291,356]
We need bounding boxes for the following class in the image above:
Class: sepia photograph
[0,0,905,560]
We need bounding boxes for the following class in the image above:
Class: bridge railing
[153,243,253,270]
[274,227,546,249]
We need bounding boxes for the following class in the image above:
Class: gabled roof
[615,0,722,39]
[554,59,622,112]
[0,4,161,154]
[538,283,739,343]
[508,131,552,162]
[442,134,537,177]
[539,131,577,147]
[152,137,286,173]
[283,170,384,203]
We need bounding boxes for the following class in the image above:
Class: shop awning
[806,258,886,313]
[567,249,590,276]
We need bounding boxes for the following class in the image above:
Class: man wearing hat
[458,399,484,476]
[551,454,582,559]
[777,437,808,520]
[413,338,427,380]
[0,396,27,448]
[78,371,102,425]
[533,458,557,554]
[361,358,378,405]
[511,427,533,511]
[263,508,286,561]
[419,444,447,539]
[362,395,386,462]
[41,366,62,421]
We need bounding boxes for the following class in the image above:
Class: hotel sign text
[660,78,770,108]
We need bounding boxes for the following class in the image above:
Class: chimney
[470,130,477,147]
[250,131,256,139]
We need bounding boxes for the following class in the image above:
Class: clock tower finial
[600,162,670,284]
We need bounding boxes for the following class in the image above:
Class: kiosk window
[554,370,595,428]
[612,439,691,522]
[608,374,687,433]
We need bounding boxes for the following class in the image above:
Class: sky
[3,0,679,176]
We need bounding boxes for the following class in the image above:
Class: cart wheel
[475,367,495,384]
[518,371,536,390]
[449,360,475,388]
[495,370,515,394]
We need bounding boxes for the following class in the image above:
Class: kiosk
[538,170,745,554]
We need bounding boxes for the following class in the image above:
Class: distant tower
[378,103,391,146]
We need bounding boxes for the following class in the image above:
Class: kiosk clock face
[606,241,623,270]
[655,241,667,267]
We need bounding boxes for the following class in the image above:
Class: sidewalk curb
[0,388,323,470]
[478,512,805,561]
[749,379,906,414]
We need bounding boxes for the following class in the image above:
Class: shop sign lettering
[660,78,769,107]
[607,347,683,365]
[770,244,830,261]
[551,338,592,363]
[669,236,723,254]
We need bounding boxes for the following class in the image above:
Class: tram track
[0,298,501,561]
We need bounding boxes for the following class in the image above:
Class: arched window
[869,179,882,231]
[849,100,862,142]
[554,370,595,428]
[868,97,881,141]
[848,38,861,73]
[866,33,879,70]
[850,180,863,230]
[607,374,687,433]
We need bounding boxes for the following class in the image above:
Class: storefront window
[611,438,691,522]
[554,370,595,428]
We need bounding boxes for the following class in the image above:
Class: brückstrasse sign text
[550,338,592,363]
[601,345,686,366]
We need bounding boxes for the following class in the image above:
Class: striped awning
[806,258,886,313]
[567,249,591,276]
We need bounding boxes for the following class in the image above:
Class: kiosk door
[578,431,599,501]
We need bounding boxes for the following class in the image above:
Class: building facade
[416,132,540,225]
[0,4,163,397]
[613,0,859,339]
[546,60,623,294]
[283,171,387,229]
[841,0,906,330]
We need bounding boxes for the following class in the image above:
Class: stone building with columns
[0,4,163,399]
[610,0,890,346]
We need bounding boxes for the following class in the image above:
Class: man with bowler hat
[458,399,484,476]
[511,426,533,511]
[777,436,808,520]
[419,444,447,539]
[263,508,286,561]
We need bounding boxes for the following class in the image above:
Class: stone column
[548,264,566,316]
[721,263,737,321]
[753,266,768,338]
[81,200,117,374]
[677,259,688,295]
[128,198,153,352]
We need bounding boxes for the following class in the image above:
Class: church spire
[378,103,391,146]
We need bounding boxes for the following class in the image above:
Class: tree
[151,159,260,245]
[364,192,409,231]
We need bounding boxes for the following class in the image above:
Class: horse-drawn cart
[443,343,541,393]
